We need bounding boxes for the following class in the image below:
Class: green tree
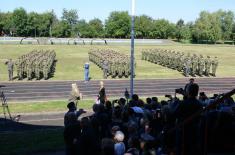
[175,19,185,41]
[52,21,71,37]
[150,19,174,39]
[135,15,153,38]
[232,23,235,42]
[0,12,4,34]
[192,11,221,43]
[27,12,40,37]
[61,9,78,37]
[26,11,57,37]
[38,12,57,37]
[12,8,28,36]
[105,11,131,38]
[47,10,58,37]
[89,18,104,38]
[175,19,191,41]
[216,10,234,40]
[0,12,14,35]
[61,9,78,26]
[74,20,95,38]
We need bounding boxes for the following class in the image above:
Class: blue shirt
[84,63,89,69]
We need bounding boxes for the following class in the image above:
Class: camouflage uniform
[184,56,191,77]
[191,54,198,76]
[103,60,109,79]
[141,51,145,60]
[43,59,49,80]
[7,59,14,81]
[211,56,218,76]
[205,56,211,76]
[27,59,33,80]
[15,58,23,80]
[179,53,185,71]
[35,59,41,80]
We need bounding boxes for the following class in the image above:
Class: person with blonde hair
[68,83,83,109]
[98,81,106,104]
[114,131,126,155]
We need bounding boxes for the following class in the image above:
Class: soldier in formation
[198,55,204,76]
[142,48,219,77]
[204,56,211,76]
[5,59,14,81]
[88,49,134,78]
[14,50,56,80]
[211,56,219,77]
[184,56,191,77]
[102,60,109,79]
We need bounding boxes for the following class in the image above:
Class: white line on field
[20,118,64,123]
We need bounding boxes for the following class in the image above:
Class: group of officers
[5,48,220,81]
[5,50,56,81]
[142,49,219,77]
[88,49,132,79]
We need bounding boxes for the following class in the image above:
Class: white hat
[114,131,125,142]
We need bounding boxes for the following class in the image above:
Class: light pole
[50,24,52,38]
[34,27,36,38]
[130,0,135,97]
[34,17,37,38]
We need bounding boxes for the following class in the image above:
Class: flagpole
[130,0,135,97]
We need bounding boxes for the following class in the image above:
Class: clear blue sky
[0,0,234,23]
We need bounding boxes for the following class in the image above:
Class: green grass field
[0,44,235,81]
[7,95,235,114]
[0,128,64,155]
[8,97,165,114]
[0,44,234,155]
[8,100,94,114]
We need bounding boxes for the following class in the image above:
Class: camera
[155,108,161,118]
[165,94,172,98]
[210,93,219,99]
[175,88,184,95]
[124,88,130,99]
[78,108,86,114]
[112,99,119,103]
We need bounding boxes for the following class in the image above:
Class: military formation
[142,49,219,77]
[15,50,56,80]
[5,59,14,81]
[88,49,133,78]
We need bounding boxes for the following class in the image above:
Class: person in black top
[64,102,84,155]
[99,81,106,104]
[175,83,203,155]
[184,78,194,95]
[77,117,100,155]
[182,78,195,99]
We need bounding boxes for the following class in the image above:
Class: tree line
[0,8,235,43]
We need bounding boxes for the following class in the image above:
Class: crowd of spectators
[63,79,235,155]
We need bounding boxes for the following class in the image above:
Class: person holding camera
[98,81,106,104]
[64,102,86,127]
[183,78,195,97]
[64,101,86,155]
[174,83,203,155]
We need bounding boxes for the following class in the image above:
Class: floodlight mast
[130,0,135,98]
